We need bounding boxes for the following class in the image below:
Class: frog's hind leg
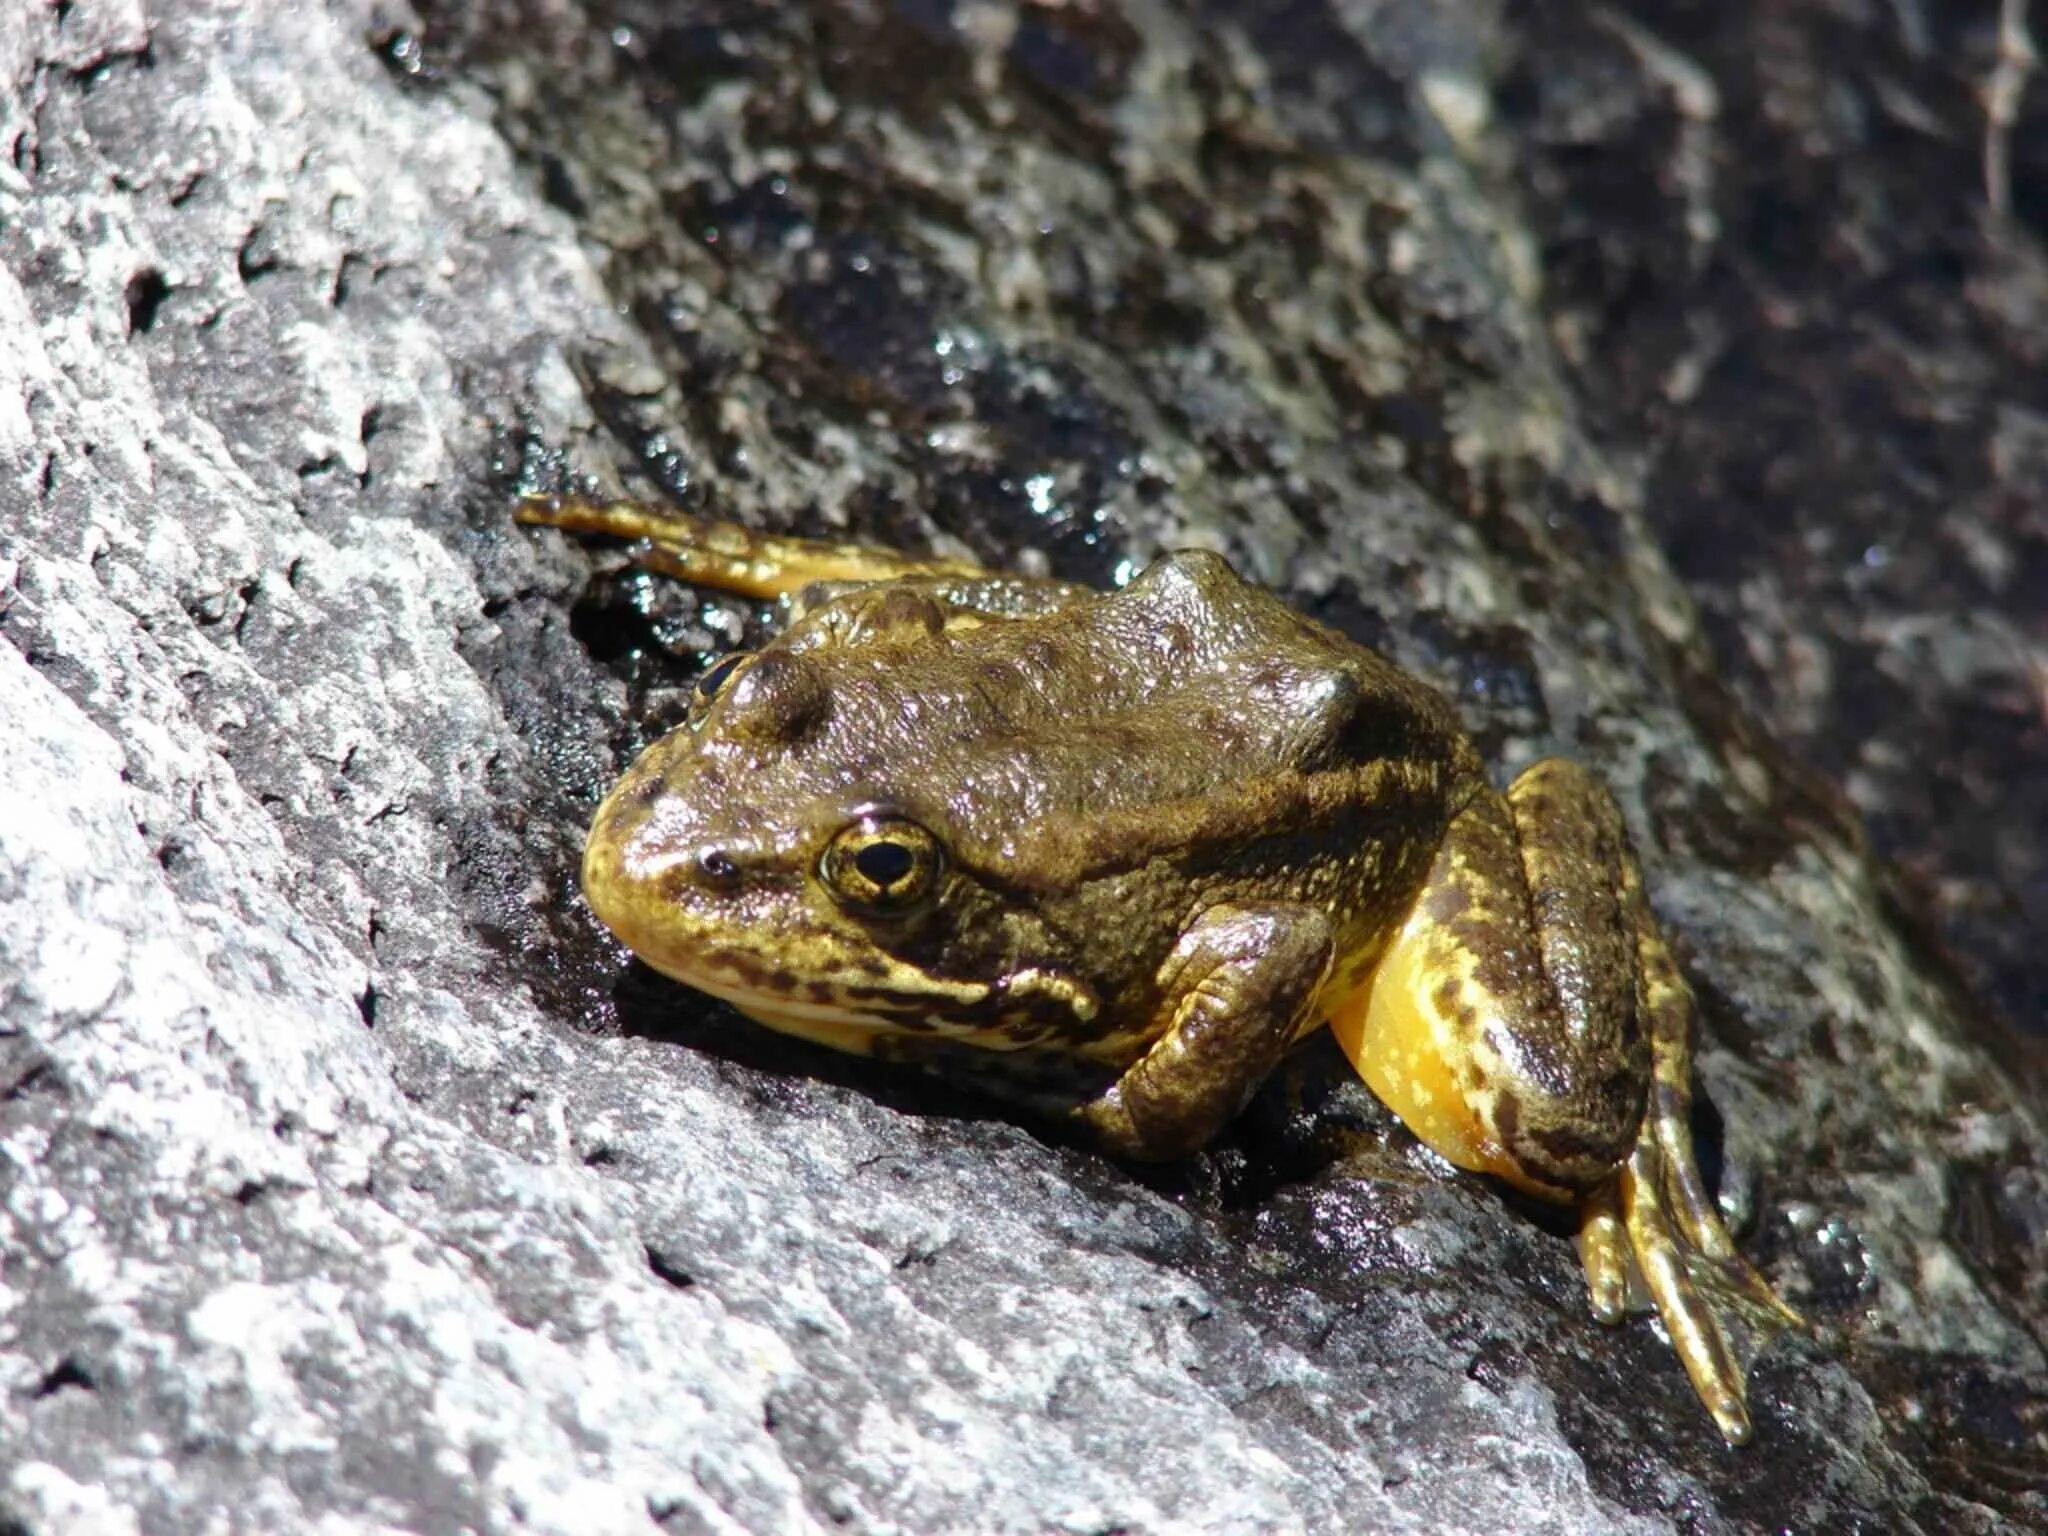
[1330,762,1649,1203]
[516,494,988,600]
[1595,815,1800,1445]
[1330,757,1795,1443]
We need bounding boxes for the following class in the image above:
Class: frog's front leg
[1329,758,1797,1444]
[516,494,988,598]
[1076,904,1333,1162]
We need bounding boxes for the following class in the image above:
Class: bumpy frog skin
[520,494,1802,1442]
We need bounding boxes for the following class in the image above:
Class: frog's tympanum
[521,494,1802,1443]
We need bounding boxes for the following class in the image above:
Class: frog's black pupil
[854,840,916,889]
[697,654,745,699]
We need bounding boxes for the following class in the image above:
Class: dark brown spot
[1491,1090,1522,1142]
[1431,978,1462,1020]
[1465,1061,1489,1091]
[719,952,775,991]
[1425,879,1471,926]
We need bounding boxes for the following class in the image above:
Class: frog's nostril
[697,848,740,887]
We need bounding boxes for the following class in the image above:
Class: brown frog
[520,494,1801,1442]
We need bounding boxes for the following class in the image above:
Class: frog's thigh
[1077,903,1333,1162]
[1333,760,1774,1443]
[516,494,988,598]
[1331,761,1649,1202]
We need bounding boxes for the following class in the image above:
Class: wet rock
[1,2,2040,1533]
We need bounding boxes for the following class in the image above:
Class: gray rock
[1,3,2040,1534]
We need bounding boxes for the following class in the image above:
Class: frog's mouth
[581,818,1002,1054]
[682,971,966,1057]
[646,948,1043,1061]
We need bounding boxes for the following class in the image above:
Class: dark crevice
[32,1355,95,1398]
[236,225,279,283]
[356,983,379,1029]
[358,406,382,488]
[644,1245,697,1291]
[331,252,367,307]
[229,577,261,642]
[124,268,169,335]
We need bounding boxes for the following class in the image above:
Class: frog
[518,492,1803,1443]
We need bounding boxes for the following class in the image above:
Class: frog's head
[580,595,1100,1049]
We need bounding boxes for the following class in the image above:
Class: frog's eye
[819,816,945,912]
[695,652,749,701]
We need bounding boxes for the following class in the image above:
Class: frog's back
[806,551,1482,899]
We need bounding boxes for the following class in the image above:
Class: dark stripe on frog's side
[941,757,1480,898]
[1433,977,1479,1032]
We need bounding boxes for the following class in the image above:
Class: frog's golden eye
[819,816,944,912]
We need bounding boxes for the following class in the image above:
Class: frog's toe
[1622,1143,1755,1444]
[1649,1100,1809,1334]
[1577,1178,1631,1326]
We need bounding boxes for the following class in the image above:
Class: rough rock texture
[1,3,2042,1534]
[1504,0,2048,1041]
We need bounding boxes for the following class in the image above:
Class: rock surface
[1,3,2041,1534]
